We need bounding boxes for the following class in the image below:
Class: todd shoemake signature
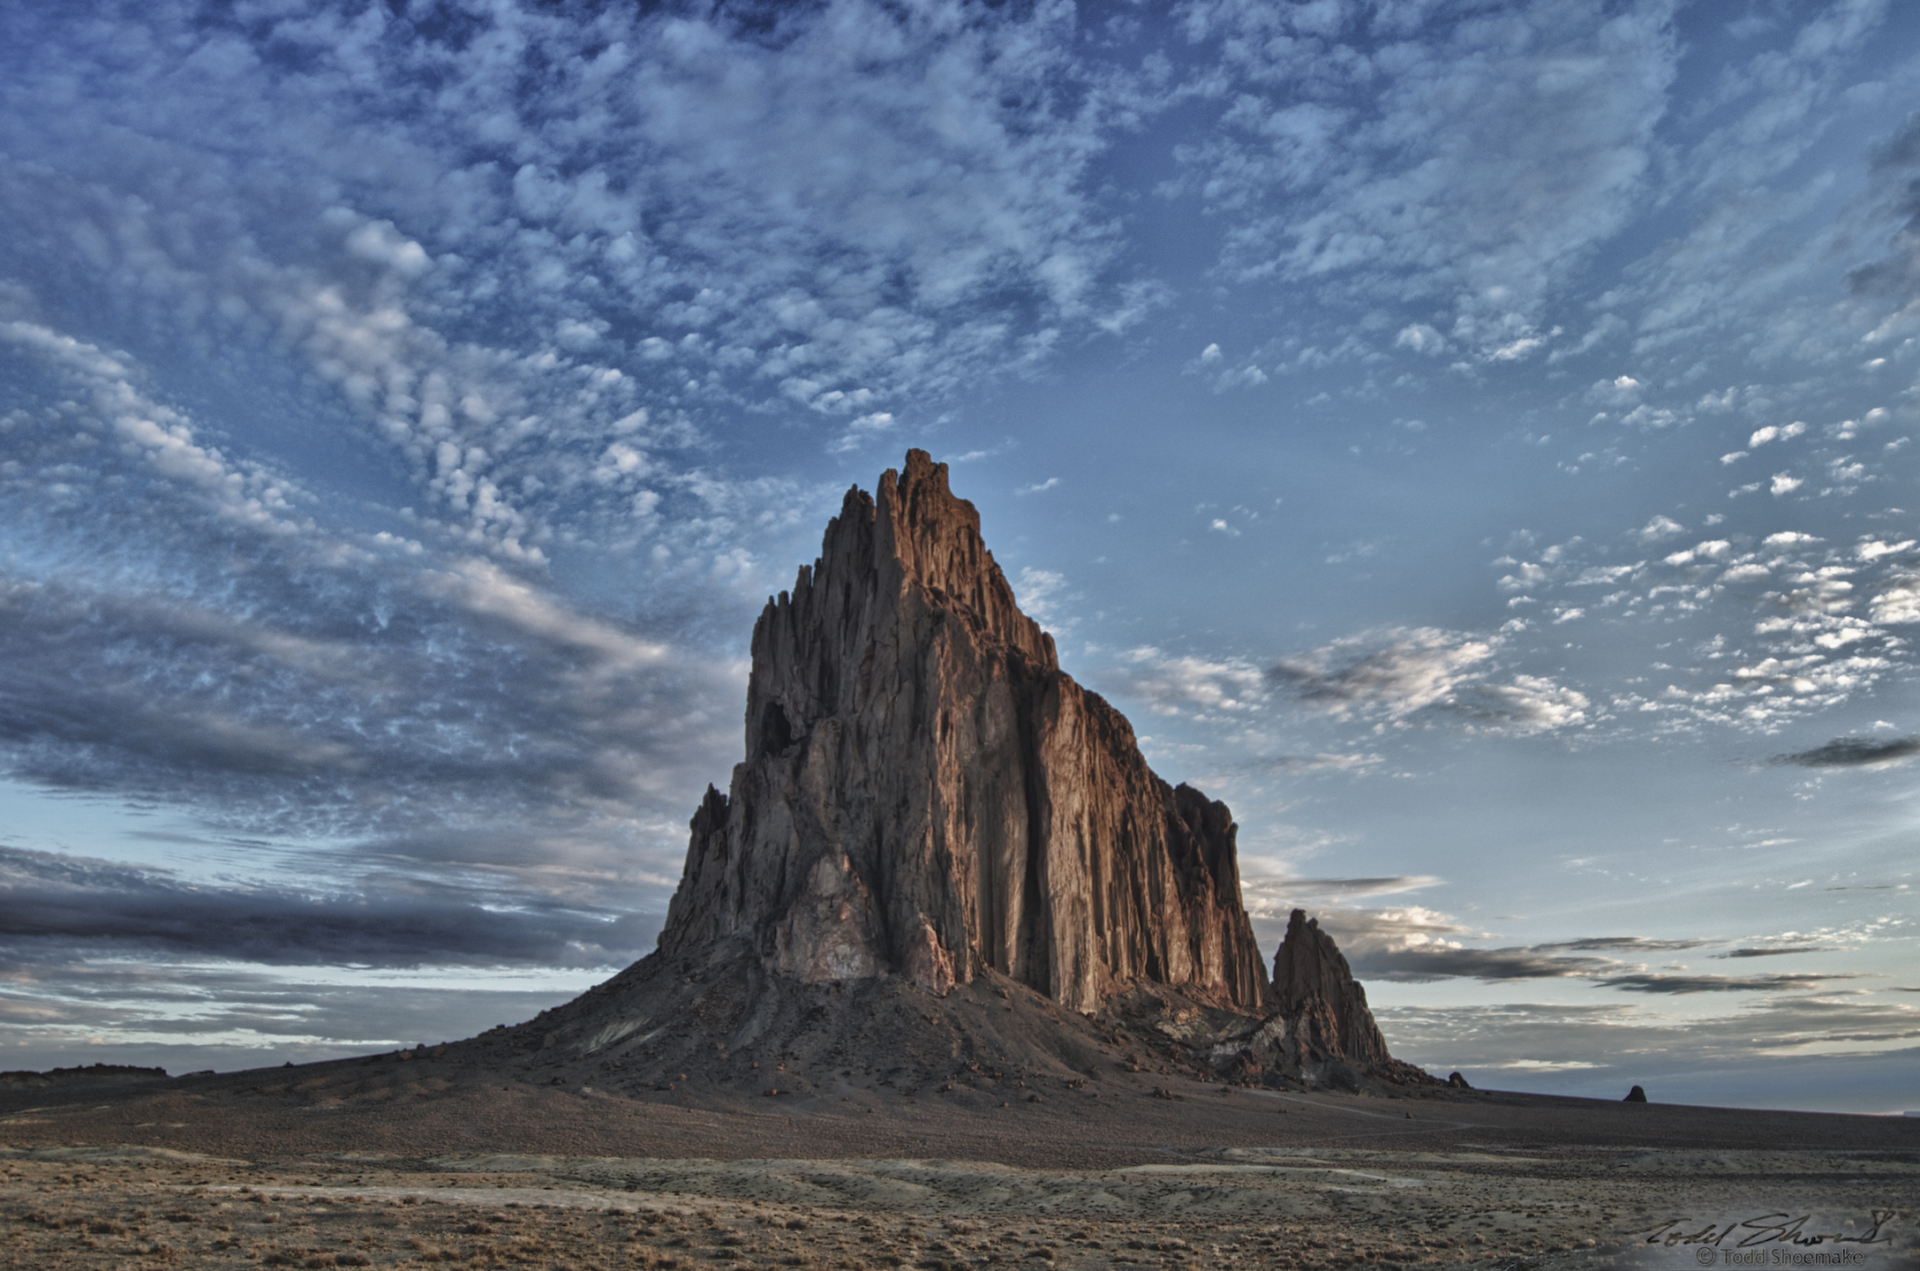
[1635,1211,1898,1266]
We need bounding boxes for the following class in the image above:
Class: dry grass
[3,1144,1915,1271]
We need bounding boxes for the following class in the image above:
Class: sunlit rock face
[660,450,1269,1014]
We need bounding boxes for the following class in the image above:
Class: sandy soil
[3,1060,1914,1270]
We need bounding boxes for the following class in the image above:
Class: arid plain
[4,1046,1916,1271]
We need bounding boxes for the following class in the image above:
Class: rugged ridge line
[660,450,1268,1014]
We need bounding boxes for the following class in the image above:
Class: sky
[2,0,1918,1115]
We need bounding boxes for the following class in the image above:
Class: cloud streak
[0,848,651,969]
[1774,736,1920,768]
[1282,907,1863,993]
[1268,628,1590,733]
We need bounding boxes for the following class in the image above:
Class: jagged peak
[1272,908,1351,1011]
[1269,908,1392,1072]
[880,450,1052,668]
[778,449,1054,672]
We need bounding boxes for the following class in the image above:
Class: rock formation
[1188,906,1435,1090]
[484,450,1425,1101]
[1268,908,1392,1072]
[660,450,1267,1014]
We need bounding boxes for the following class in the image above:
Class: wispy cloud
[1774,736,1920,767]
[1268,628,1589,733]
[1241,876,1441,908]
[1595,971,1858,995]
[0,0,1139,567]
[1378,995,1920,1077]
[1099,647,1269,717]
[1270,629,1495,716]
[1279,906,1862,993]
[0,953,593,1074]
[1238,753,1384,775]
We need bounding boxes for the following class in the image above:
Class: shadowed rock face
[1268,908,1392,1074]
[660,450,1268,1014]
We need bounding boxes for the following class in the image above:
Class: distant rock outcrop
[0,1063,169,1087]
[661,450,1267,1013]
[1269,908,1392,1071]
[1201,907,1426,1089]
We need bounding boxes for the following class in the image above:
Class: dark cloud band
[0,848,656,968]
[1773,736,1920,767]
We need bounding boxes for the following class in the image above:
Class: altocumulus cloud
[1268,628,1590,732]
[1173,0,1679,360]
[0,306,746,950]
[0,0,1136,518]
[1096,627,1591,735]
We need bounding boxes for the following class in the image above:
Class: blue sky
[3,0,1918,1113]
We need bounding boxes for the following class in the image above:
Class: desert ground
[3,1056,1915,1271]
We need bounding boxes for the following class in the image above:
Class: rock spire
[1269,908,1392,1072]
[660,450,1268,1013]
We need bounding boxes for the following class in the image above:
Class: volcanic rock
[1194,908,1427,1090]
[1269,908,1391,1070]
[470,451,1427,1100]
[660,450,1266,1013]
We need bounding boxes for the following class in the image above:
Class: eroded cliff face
[660,450,1268,1014]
